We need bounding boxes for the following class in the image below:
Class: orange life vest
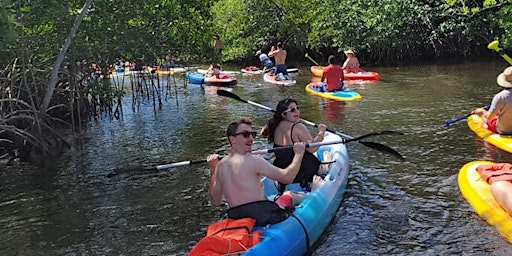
[189,217,262,256]
[476,163,512,184]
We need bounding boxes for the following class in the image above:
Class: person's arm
[342,59,349,70]
[293,123,326,153]
[257,142,306,184]
[268,46,276,57]
[207,154,223,205]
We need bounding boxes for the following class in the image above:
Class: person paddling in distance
[317,55,344,92]
[256,50,274,72]
[261,98,329,191]
[206,118,324,226]
[342,49,363,73]
[205,63,229,79]
[472,66,512,135]
[268,42,289,80]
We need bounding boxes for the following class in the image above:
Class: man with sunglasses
[206,118,323,226]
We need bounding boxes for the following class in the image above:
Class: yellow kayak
[458,160,512,243]
[467,114,512,153]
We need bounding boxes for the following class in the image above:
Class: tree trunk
[40,0,94,114]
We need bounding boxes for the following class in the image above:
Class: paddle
[216,90,405,161]
[305,53,321,66]
[487,40,512,65]
[134,139,348,172]
[444,105,490,127]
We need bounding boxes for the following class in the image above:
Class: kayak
[242,131,349,255]
[197,69,241,75]
[310,66,380,81]
[305,82,362,102]
[467,114,512,153]
[263,72,296,86]
[186,72,237,86]
[241,67,299,75]
[458,160,512,243]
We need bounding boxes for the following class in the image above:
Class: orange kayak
[310,66,380,81]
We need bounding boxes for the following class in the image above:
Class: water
[2,63,512,255]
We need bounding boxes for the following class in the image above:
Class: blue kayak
[243,131,349,255]
[186,72,205,84]
[187,72,237,86]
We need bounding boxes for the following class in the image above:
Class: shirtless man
[207,118,324,226]
[268,42,289,80]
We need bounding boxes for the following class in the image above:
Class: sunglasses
[231,131,257,138]
[284,106,300,113]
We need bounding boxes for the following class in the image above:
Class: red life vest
[476,163,512,184]
[189,218,262,256]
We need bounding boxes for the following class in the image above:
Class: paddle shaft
[156,140,345,171]
[305,53,320,66]
[444,105,490,127]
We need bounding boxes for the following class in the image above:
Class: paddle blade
[487,40,500,51]
[358,141,405,161]
[216,89,247,103]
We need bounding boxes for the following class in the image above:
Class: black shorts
[227,200,288,226]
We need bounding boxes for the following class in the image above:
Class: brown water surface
[1,62,511,255]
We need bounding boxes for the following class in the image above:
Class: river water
[1,62,512,255]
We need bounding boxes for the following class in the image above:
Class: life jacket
[476,163,512,184]
[189,218,262,256]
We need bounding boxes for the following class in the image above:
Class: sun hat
[255,50,262,57]
[344,49,355,55]
[497,66,512,88]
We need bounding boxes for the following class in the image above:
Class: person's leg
[275,191,295,208]
[490,181,512,215]
[310,175,325,191]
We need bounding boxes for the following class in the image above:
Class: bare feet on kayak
[319,151,332,175]
[311,175,325,191]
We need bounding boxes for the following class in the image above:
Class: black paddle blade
[216,89,247,103]
[348,130,404,141]
[358,141,405,161]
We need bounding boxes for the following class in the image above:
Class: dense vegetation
[0,0,511,165]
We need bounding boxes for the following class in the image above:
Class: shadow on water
[1,62,512,255]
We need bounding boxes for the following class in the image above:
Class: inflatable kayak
[458,160,512,243]
[186,72,237,86]
[263,72,296,86]
[310,66,380,81]
[305,82,362,102]
[467,114,512,153]
[242,131,350,255]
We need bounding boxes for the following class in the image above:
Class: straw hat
[497,66,512,88]
[344,49,355,55]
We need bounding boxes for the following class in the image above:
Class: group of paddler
[447,40,512,243]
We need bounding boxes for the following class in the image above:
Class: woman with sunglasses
[262,98,328,191]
